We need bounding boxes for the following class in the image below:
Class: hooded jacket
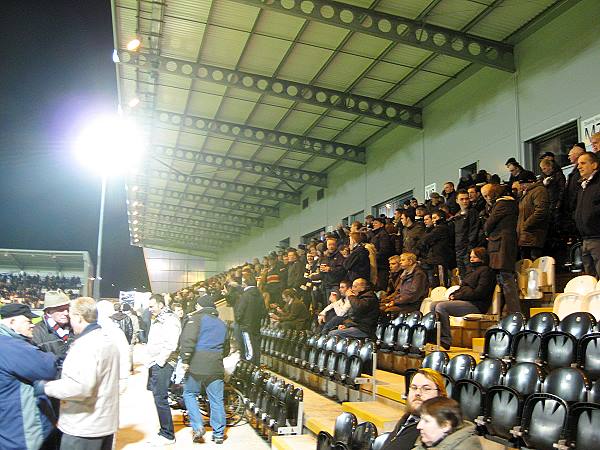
[412,423,482,450]
[0,324,57,450]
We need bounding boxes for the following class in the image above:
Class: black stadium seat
[540,312,596,370]
[561,403,600,450]
[515,393,569,450]
[483,313,525,359]
[371,433,390,450]
[443,353,476,397]
[350,421,378,450]
[510,311,559,364]
[333,412,358,447]
[542,367,590,403]
[577,332,600,381]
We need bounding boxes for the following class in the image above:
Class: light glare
[126,39,141,51]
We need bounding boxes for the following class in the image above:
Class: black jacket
[343,244,371,282]
[381,413,420,450]
[370,227,394,269]
[180,307,229,378]
[234,285,267,334]
[420,221,455,268]
[542,167,566,219]
[286,260,305,290]
[575,172,600,239]
[452,263,496,313]
[31,319,73,367]
[389,266,429,308]
[402,222,426,256]
[111,311,134,344]
[450,207,479,254]
[443,190,460,215]
[315,250,346,288]
[344,289,380,338]
[563,165,581,220]
[484,196,519,272]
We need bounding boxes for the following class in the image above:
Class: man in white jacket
[146,294,182,446]
[43,297,120,450]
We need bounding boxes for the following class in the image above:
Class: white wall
[218,0,600,270]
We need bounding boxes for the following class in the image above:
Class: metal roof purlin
[154,110,366,163]
[141,241,218,260]
[141,219,244,239]
[135,186,280,218]
[228,0,515,73]
[144,169,301,204]
[143,212,248,236]
[153,146,328,188]
[116,50,422,128]
[141,229,233,248]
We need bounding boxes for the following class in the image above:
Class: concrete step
[272,434,316,450]
[472,337,485,353]
[342,401,405,432]
[305,416,336,436]
[530,306,553,316]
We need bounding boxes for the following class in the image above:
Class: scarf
[45,315,71,342]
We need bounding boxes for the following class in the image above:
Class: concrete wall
[217,0,600,270]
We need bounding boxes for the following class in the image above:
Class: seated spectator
[379,255,402,309]
[343,232,371,282]
[380,253,428,315]
[270,288,310,330]
[318,280,352,333]
[414,397,482,450]
[516,171,550,260]
[380,368,447,450]
[431,247,496,349]
[328,278,379,339]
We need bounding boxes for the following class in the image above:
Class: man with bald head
[481,183,521,314]
[591,132,600,153]
[328,278,379,339]
[575,152,600,277]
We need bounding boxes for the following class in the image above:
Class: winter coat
[420,221,455,269]
[0,324,57,450]
[234,285,267,334]
[541,167,566,220]
[286,260,305,290]
[275,297,310,330]
[484,196,518,272]
[450,207,479,254]
[343,243,371,282]
[517,182,550,248]
[111,311,134,344]
[31,318,73,366]
[402,222,426,256]
[443,190,460,215]
[380,413,419,450]
[180,307,229,378]
[412,423,482,450]
[451,263,496,313]
[344,289,380,338]
[315,250,347,288]
[370,227,394,269]
[44,324,120,438]
[146,308,182,367]
[575,171,600,239]
[387,266,429,309]
[563,165,581,220]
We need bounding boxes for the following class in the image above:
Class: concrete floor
[115,347,271,450]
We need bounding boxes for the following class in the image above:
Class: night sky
[0,0,149,296]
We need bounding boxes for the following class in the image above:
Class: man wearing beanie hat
[179,295,229,444]
[32,289,73,368]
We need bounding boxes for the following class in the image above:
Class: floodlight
[126,38,141,51]
[74,115,146,176]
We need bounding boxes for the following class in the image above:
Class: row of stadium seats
[316,412,384,450]
[231,360,304,439]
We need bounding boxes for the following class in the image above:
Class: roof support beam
[140,222,240,242]
[135,186,280,218]
[140,241,218,260]
[143,213,248,236]
[154,110,365,164]
[142,200,264,228]
[116,50,422,128]
[228,0,515,72]
[153,145,328,188]
[145,169,301,205]
[140,229,231,249]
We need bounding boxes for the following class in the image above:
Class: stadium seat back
[333,412,358,445]
[521,394,568,450]
[504,362,544,396]
[485,387,522,440]
[452,381,484,421]
[553,293,585,320]
[430,286,447,301]
[542,367,589,403]
[526,311,559,334]
[564,275,598,295]
[578,333,600,381]
[472,358,506,389]
[346,339,362,358]
[358,341,374,374]
[394,324,412,352]
[375,323,385,342]
[317,432,333,450]
[335,337,350,355]
[391,313,407,326]
[351,421,378,450]
[498,312,525,335]
[422,350,449,373]
[483,328,512,359]
[541,332,578,370]
[444,353,476,382]
[558,311,596,339]
[582,290,600,321]
[371,433,390,450]
[512,331,542,364]
[380,324,398,350]
[569,404,600,450]
[405,311,423,328]
[590,379,600,403]
[325,335,339,352]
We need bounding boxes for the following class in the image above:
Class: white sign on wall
[580,113,600,150]
[424,183,437,200]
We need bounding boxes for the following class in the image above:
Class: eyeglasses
[409,385,438,393]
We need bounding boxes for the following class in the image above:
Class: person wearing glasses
[380,368,447,450]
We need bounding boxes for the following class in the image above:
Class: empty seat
[406,312,438,356]
[565,242,584,274]
[482,313,525,359]
[443,354,476,386]
[540,312,596,369]
[564,275,598,295]
[542,367,590,403]
[350,421,378,450]
[371,433,390,450]
[333,412,358,447]
[516,393,569,450]
[561,403,600,450]
[553,292,584,320]
[378,323,398,352]
[404,311,423,328]
[578,332,600,381]
[393,323,412,354]
[582,290,600,321]
[510,312,559,364]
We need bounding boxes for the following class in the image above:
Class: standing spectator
[575,152,600,277]
[450,190,479,278]
[32,289,72,369]
[235,267,267,365]
[562,143,586,233]
[0,303,57,450]
[343,232,371,282]
[481,183,521,314]
[371,217,394,290]
[425,193,444,213]
[468,185,486,214]
[43,297,120,450]
[328,278,379,339]
[516,171,550,260]
[285,248,304,291]
[380,369,448,450]
[146,294,182,446]
[122,303,139,373]
[420,211,454,287]
[313,237,347,302]
[591,132,600,152]
[111,302,134,345]
[180,295,229,444]
[442,182,460,215]
[380,253,429,315]
[431,248,496,349]
[401,209,426,257]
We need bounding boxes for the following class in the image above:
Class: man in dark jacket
[575,152,600,277]
[180,296,229,444]
[371,217,394,290]
[482,183,521,314]
[343,232,371,282]
[450,190,479,277]
[285,248,305,291]
[234,268,267,365]
[111,302,134,344]
[442,181,460,215]
[381,253,429,315]
[312,237,347,301]
[32,289,73,369]
[328,278,379,339]
[401,210,426,257]
[562,143,586,234]
[420,211,454,287]
[516,172,550,260]
[431,247,496,349]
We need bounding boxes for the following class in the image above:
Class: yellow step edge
[472,337,485,353]
[272,434,316,450]
[342,401,405,432]
[530,307,553,316]
[377,383,406,403]
[305,416,335,435]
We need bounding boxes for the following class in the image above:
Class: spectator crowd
[0,273,82,307]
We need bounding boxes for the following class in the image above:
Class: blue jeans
[147,364,175,440]
[183,375,226,438]
[431,300,481,347]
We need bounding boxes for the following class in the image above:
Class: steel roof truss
[143,200,264,227]
[143,213,248,236]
